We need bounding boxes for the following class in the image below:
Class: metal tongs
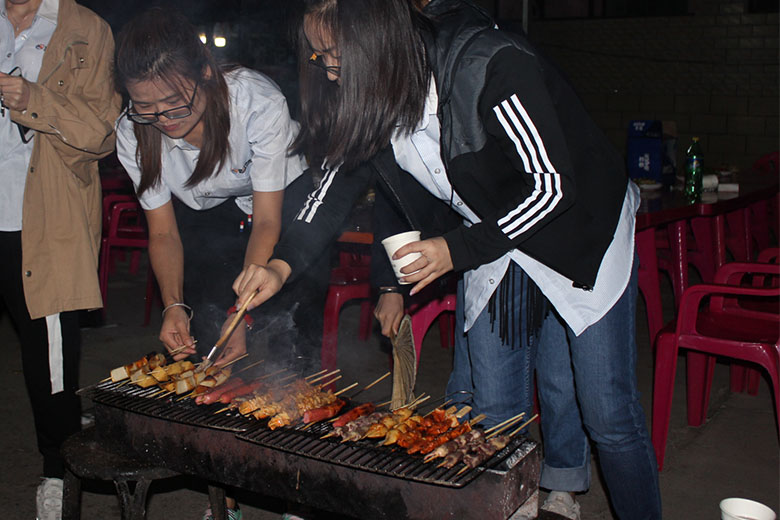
[196,290,258,373]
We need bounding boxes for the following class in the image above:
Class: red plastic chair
[652,262,780,470]
[636,227,665,347]
[99,201,157,325]
[102,194,140,274]
[321,265,373,372]
[728,248,779,394]
[408,293,456,366]
[656,218,717,303]
[320,232,457,372]
[320,233,374,372]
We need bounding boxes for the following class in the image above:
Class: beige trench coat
[11,0,121,319]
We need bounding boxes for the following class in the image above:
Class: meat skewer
[332,402,376,428]
[427,412,523,465]
[442,413,537,472]
[406,410,479,455]
[257,377,346,425]
[382,406,464,447]
[300,382,360,426]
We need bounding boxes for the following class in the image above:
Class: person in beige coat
[0,0,120,517]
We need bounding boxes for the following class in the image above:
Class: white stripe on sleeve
[492,94,564,240]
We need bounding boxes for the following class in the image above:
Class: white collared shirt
[117,68,306,214]
[0,0,58,231]
[391,79,638,335]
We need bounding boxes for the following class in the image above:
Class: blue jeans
[536,260,662,520]
[446,264,537,429]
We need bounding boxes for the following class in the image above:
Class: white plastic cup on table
[382,231,423,285]
[702,173,719,192]
[720,498,776,520]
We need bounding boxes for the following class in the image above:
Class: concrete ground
[0,256,777,519]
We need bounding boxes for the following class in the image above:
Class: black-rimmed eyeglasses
[126,83,199,124]
[308,52,341,77]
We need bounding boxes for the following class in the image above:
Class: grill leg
[208,484,227,520]
[62,469,81,520]
[115,479,152,520]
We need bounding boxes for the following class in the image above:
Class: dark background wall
[81,0,778,173]
[523,0,779,172]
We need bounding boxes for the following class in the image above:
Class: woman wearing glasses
[114,7,321,388]
[239,1,662,519]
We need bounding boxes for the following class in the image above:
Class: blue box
[626,120,663,183]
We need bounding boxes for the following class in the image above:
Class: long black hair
[114,8,231,196]
[291,0,430,170]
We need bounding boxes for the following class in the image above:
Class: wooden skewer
[278,373,301,385]
[333,382,358,396]
[377,400,392,408]
[455,465,469,476]
[261,367,290,380]
[169,344,192,356]
[402,394,430,410]
[485,412,526,435]
[362,371,391,390]
[235,359,265,374]
[454,406,472,419]
[468,413,487,426]
[220,353,249,368]
[317,375,342,388]
[304,368,328,380]
[308,369,340,385]
[485,414,525,439]
[508,413,539,437]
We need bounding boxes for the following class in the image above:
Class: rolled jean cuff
[539,461,590,493]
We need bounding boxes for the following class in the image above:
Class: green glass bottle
[684,137,703,201]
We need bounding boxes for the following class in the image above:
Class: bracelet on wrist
[161,302,194,321]
[227,305,254,329]
[378,286,401,295]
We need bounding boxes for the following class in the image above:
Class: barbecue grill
[81,380,541,519]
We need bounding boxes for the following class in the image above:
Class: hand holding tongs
[197,290,258,373]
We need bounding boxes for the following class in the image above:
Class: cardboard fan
[391,314,416,409]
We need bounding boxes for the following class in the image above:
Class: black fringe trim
[487,267,548,347]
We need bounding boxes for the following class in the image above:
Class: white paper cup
[381,231,422,285]
[720,498,776,520]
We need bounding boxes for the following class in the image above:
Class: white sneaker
[36,478,63,520]
[541,491,581,520]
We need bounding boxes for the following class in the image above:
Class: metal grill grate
[236,421,533,488]
[80,381,255,432]
[80,381,534,488]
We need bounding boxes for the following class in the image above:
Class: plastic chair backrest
[711,262,780,318]
[676,280,780,339]
[107,201,146,237]
[102,193,135,234]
